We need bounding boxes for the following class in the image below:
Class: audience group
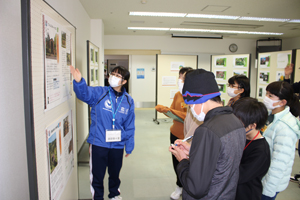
[158,65,300,200]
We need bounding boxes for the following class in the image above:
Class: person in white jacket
[261,81,300,200]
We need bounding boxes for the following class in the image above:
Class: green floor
[78,109,300,200]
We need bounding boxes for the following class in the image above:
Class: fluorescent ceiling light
[128,27,170,31]
[129,12,186,17]
[186,14,239,20]
[167,28,283,35]
[129,11,300,23]
[238,16,289,22]
[288,19,300,23]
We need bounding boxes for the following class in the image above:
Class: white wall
[283,36,300,50]
[130,55,156,105]
[104,35,258,97]
[0,0,30,199]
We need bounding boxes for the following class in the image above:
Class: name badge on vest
[106,129,121,142]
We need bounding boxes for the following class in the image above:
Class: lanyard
[108,88,125,129]
[244,131,260,151]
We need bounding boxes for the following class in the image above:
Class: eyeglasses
[110,72,123,79]
[227,84,241,89]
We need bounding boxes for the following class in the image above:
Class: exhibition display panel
[211,54,251,105]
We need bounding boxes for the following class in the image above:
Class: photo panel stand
[211,54,251,106]
[256,50,294,100]
[154,54,198,124]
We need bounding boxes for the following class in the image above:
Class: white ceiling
[79,0,300,39]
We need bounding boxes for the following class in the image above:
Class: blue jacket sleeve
[124,98,135,154]
[73,78,105,106]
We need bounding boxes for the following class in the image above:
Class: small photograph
[95,51,98,63]
[91,69,95,82]
[260,55,270,67]
[215,70,226,80]
[259,72,270,84]
[258,86,266,98]
[67,53,71,66]
[48,133,58,173]
[53,77,60,89]
[90,48,94,62]
[45,33,58,60]
[61,31,66,48]
[218,84,226,93]
[63,116,69,137]
[233,71,247,76]
[69,137,73,154]
[276,71,285,81]
[95,68,99,81]
[216,58,226,66]
[235,58,245,66]
[234,57,247,68]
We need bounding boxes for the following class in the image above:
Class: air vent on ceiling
[130,20,145,24]
[172,33,223,39]
[181,21,263,29]
[201,5,231,12]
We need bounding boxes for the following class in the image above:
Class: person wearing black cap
[169,69,246,200]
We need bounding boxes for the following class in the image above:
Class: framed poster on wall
[87,41,100,87]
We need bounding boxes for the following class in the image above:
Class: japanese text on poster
[43,14,72,111]
[46,110,74,200]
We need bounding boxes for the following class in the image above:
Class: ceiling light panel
[289,19,300,23]
[186,14,239,20]
[129,12,186,17]
[128,27,170,31]
[238,16,290,22]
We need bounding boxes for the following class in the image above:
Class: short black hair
[228,75,250,98]
[179,67,193,75]
[209,96,222,103]
[232,97,268,130]
[111,66,130,81]
[266,81,300,117]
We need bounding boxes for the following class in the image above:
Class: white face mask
[178,79,184,94]
[227,87,239,98]
[109,75,121,87]
[263,96,281,110]
[190,104,205,121]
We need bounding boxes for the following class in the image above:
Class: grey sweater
[177,106,245,200]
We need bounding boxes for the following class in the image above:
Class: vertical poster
[277,53,291,69]
[46,110,74,200]
[137,68,145,79]
[43,14,72,111]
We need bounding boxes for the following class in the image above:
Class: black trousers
[90,145,124,200]
[170,133,183,188]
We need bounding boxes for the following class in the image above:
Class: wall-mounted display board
[28,0,78,199]
[87,41,100,86]
[256,50,292,100]
[211,54,251,105]
[86,41,100,137]
[154,55,198,124]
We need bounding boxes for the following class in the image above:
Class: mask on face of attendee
[178,79,184,94]
[190,104,205,121]
[263,96,281,110]
[227,87,239,98]
[109,75,121,87]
